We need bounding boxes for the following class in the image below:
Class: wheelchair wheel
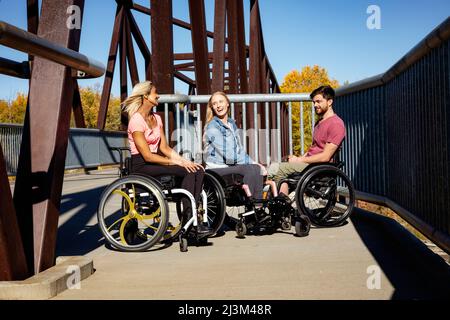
[236,221,247,238]
[295,215,311,237]
[162,172,226,241]
[97,175,169,251]
[295,165,355,227]
[202,173,226,235]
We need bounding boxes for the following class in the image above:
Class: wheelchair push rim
[97,175,169,252]
[295,165,355,227]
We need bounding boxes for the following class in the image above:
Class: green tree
[280,65,339,155]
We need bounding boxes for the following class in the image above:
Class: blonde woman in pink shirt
[123,81,211,234]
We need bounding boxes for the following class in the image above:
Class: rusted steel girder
[211,0,226,93]
[96,0,285,157]
[227,0,239,95]
[248,0,263,160]
[27,0,39,64]
[151,0,174,95]
[72,80,86,128]
[151,0,175,146]
[98,5,124,129]
[188,0,211,125]
[236,0,248,94]
[0,144,28,281]
[13,0,85,275]
[188,0,211,97]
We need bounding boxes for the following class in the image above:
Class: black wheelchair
[208,147,355,238]
[96,147,226,252]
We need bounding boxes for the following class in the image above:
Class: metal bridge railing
[1,93,315,174]
[333,17,450,253]
[157,93,313,166]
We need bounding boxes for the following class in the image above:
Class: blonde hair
[205,91,231,125]
[121,81,155,118]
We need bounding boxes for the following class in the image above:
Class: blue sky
[0,0,449,100]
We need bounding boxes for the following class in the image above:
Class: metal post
[184,103,188,153]
[176,103,181,152]
[254,102,258,163]
[265,101,270,165]
[288,101,293,155]
[165,103,169,139]
[300,101,304,155]
[276,102,281,161]
[242,102,247,152]
[197,103,201,162]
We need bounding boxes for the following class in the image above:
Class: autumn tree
[280,65,339,155]
[75,83,121,131]
[0,93,27,124]
[1,86,122,131]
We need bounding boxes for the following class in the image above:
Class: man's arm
[289,143,339,164]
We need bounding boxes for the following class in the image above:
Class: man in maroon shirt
[267,85,346,195]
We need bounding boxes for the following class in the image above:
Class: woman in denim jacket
[203,91,266,199]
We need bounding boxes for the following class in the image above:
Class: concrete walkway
[45,169,450,300]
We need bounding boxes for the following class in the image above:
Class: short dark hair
[310,85,335,101]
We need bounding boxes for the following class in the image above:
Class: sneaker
[276,193,293,204]
[196,224,214,235]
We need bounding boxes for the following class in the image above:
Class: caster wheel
[236,221,247,238]
[180,238,188,252]
[295,215,311,237]
[281,219,291,230]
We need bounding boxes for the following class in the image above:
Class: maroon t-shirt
[306,114,346,156]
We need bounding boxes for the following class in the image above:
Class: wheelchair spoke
[112,189,135,212]
[137,218,159,231]
[118,216,132,245]
[106,216,127,232]
[131,184,136,206]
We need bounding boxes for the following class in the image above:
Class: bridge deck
[23,169,449,300]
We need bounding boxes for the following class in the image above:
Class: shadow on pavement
[56,186,107,257]
[351,208,450,300]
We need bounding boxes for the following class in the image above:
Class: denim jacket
[204,117,254,167]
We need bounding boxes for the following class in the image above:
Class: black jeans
[209,164,264,199]
[131,154,204,218]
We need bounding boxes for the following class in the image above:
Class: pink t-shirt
[127,113,163,155]
[306,114,345,157]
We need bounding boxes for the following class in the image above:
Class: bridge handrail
[0,21,105,78]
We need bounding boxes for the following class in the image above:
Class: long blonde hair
[121,81,155,118]
[205,91,231,125]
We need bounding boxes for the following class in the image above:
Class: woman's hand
[171,158,204,173]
